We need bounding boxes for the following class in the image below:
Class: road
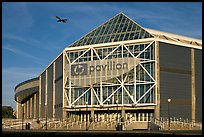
[2,129,202,136]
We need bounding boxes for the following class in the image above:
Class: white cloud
[3,34,41,48]
[3,44,39,61]
[2,44,45,66]
[3,34,28,43]
[3,33,65,53]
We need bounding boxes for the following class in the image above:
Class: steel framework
[63,39,157,112]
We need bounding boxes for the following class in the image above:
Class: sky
[2,2,202,110]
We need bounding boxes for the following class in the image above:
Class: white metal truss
[63,40,156,109]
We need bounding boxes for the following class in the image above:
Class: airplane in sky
[55,16,68,23]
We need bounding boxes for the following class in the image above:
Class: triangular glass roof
[69,12,153,47]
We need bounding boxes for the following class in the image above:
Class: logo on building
[71,63,88,76]
[67,58,140,86]
[89,61,128,74]
[71,61,128,76]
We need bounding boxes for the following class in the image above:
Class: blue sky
[2,2,202,110]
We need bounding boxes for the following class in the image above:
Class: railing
[2,117,202,130]
[151,117,202,130]
[123,116,134,130]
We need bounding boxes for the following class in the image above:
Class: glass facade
[70,13,153,47]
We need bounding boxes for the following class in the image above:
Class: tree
[2,106,16,119]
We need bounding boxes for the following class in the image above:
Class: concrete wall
[36,92,39,118]
[31,95,34,118]
[41,72,46,118]
[37,54,63,119]
[47,64,53,118]
[194,49,202,122]
[54,55,63,118]
[159,42,192,120]
[38,54,63,119]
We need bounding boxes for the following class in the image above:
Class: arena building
[14,13,202,129]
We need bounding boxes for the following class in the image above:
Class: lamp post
[22,104,24,130]
[167,98,171,131]
[45,103,47,130]
[107,99,110,123]
[85,102,88,131]
[74,105,76,122]
[115,99,118,128]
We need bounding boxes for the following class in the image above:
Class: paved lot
[2,129,202,136]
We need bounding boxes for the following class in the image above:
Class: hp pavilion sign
[71,63,88,76]
[66,58,140,86]
[71,61,128,76]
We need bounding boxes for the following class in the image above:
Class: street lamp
[85,101,88,131]
[45,103,47,130]
[115,99,118,126]
[21,104,24,130]
[167,98,171,131]
[107,99,110,123]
